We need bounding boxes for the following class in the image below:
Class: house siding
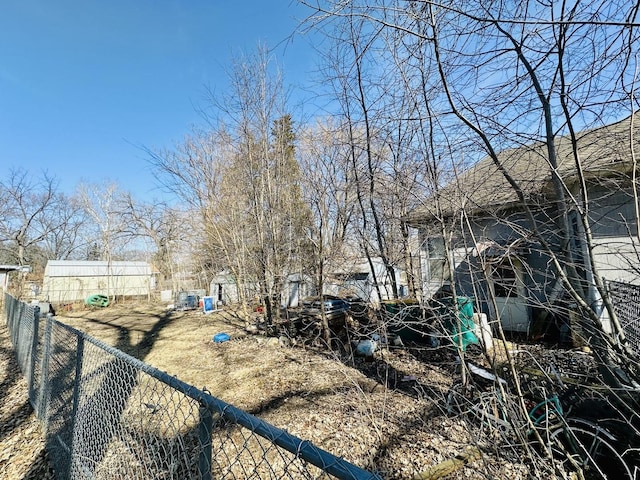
[408,116,640,338]
[592,237,640,284]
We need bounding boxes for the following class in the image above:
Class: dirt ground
[3,300,532,479]
[0,322,55,479]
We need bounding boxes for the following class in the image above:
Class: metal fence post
[37,314,53,423]
[28,306,40,407]
[66,335,84,477]
[198,404,213,480]
[6,296,383,480]
[71,335,84,421]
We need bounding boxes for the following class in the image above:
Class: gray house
[406,114,640,338]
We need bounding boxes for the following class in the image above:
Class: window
[492,260,518,297]
[422,236,448,283]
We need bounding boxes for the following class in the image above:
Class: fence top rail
[606,278,640,289]
[51,316,382,480]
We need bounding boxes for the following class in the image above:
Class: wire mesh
[4,294,41,410]
[3,294,381,480]
[606,279,640,351]
[5,295,37,377]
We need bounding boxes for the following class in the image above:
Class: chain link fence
[606,279,640,351]
[4,294,382,480]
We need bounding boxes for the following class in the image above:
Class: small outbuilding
[0,264,31,295]
[42,260,157,304]
[324,257,407,306]
[208,272,313,308]
[209,272,242,306]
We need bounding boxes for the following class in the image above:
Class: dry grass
[51,300,531,479]
[4,299,622,478]
[0,322,55,480]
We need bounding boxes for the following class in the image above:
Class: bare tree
[36,193,91,262]
[298,118,360,341]
[204,49,310,323]
[0,168,65,266]
[425,0,640,384]
[303,0,640,367]
[120,194,185,292]
[76,182,134,298]
[300,1,640,476]
[314,9,422,302]
[146,126,232,290]
[150,48,311,323]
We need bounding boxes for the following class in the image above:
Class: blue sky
[0,1,318,199]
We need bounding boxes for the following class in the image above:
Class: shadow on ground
[0,325,55,479]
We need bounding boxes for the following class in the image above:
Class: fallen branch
[411,446,482,480]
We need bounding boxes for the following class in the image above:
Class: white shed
[208,272,313,308]
[42,260,156,304]
[325,257,406,305]
[209,272,241,305]
[282,273,313,308]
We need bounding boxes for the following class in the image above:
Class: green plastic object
[445,296,479,351]
[383,299,431,342]
[383,296,479,349]
[85,294,109,307]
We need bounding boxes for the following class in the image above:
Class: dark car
[300,295,350,321]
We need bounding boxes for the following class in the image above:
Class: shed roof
[44,260,153,277]
[0,265,31,273]
[406,112,640,224]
